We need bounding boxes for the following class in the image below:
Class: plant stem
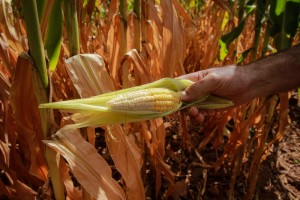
[22,0,48,87]
[64,0,80,56]
[30,53,65,200]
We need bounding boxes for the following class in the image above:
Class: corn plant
[0,0,299,199]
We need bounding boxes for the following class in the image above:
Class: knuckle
[207,72,220,82]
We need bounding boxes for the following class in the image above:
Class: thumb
[181,73,218,102]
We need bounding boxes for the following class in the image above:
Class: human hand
[178,65,252,122]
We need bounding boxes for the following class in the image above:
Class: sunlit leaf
[45,126,126,200]
[45,0,63,71]
[65,54,114,97]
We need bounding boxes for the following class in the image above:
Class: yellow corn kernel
[107,88,181,112]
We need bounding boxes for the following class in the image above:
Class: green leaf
[219,20,245,60]
[36,0,46,21]
[64,0,80,56]
[218,6,255,61]
[275,0,286,16]
[45,0,63,71]
[285,1,300,37]
[269,0,300,50]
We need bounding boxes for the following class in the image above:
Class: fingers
[177,70,207,82]
[188,107,204,123]
[181,73,220,102]
[187,107,216,124]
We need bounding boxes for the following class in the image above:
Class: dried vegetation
[0,0,299,199]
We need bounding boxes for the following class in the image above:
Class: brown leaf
[107,14,126,86]
[121,49,151,84]
[0,152,38,200]
[0,33,18,76]
[14,180,37,200]
[65,54,115,98]
[105,125,145,200]
[0,0,24,52]
[160,0,186,77]
[126,12,140,51]
[171,0,193,25]
[59,157,82,200]
[0,140,9,165]
[0,179,12,199]
[9,54,48,181]
[45,126,126,200]
[143,21,163,79]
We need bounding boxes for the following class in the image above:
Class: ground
[152,94,300,200]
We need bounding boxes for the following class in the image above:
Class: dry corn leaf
[215,103,265,170]
[171,0,193,25]
[160,0,186,77]
[0,70,10,100]
[126,12,140,51]
[13,180,37,200]
[0,140,9,165]
[121,49,150,84]
[0,33,18,75]
[0,156,38,200]
[146,0,163,34]
[59,154,82,200]
[106,0,118,24]
[107,14,126,85]
[45,126,125,200]
[65,54,114,98]
[9,55,48,181]
[152,118,167,158]
[105,125,145,200]
[0,0,23,52]
[0,179,12,198]
[144,21,163,78]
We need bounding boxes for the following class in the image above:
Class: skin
[179,44,300,123]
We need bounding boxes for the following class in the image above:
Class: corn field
[0,0,299,199]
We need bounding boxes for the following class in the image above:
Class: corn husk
[39,78,233,127]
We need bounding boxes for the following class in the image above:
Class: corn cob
[39,78,234,127]
[107,88,181,112]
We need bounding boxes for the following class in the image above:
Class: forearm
[246,44,300,99]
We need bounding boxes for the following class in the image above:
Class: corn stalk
[21,0,65,199]
[64,0,80,56]
[22,0,48,87]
